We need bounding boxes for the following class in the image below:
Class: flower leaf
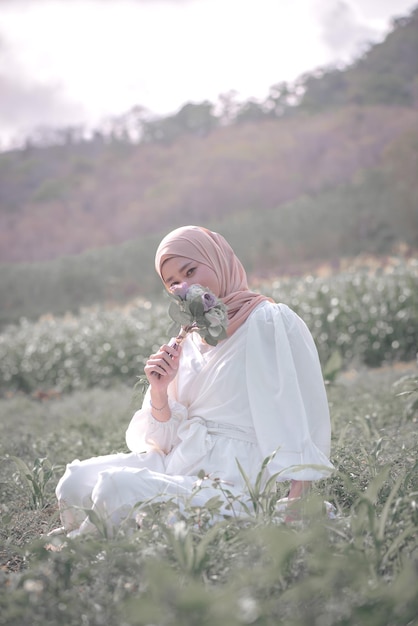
[168,301,192,325]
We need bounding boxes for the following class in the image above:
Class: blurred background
[0,0,417,327]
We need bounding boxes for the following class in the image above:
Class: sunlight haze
[0,0,416,146]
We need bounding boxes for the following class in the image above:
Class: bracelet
[150,399,168,411]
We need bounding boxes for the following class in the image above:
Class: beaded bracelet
[150,399,168,411]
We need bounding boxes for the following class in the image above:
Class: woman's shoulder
[245,300,314,354]
[250,300,296,325]
[245,301,308,341]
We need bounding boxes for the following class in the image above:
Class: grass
[0,362,417,626]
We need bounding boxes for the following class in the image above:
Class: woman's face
[161,256,220,297]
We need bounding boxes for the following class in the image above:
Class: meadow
[0,261,417,626]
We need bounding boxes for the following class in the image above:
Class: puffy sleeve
[125,382,188,455]
[245,303,334,481]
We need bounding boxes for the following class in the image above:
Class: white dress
[55,302,334,536]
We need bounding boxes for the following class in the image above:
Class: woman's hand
[144,343,181,393]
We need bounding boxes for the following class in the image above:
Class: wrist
[149,390,170,422]
[150,389,168,406]
[150,398,168,411]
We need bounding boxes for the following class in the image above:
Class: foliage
[0,264,416,396]
[0,300,167,394]
[9,457,56,510]
[0,366,417,625]
[261,260,418,368]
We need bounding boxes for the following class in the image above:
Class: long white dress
[55,302,334,536]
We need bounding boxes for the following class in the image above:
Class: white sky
[0,0,416,146]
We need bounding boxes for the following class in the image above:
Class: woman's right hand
[144,342,181,393]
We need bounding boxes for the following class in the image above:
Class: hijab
[155,225,272,337]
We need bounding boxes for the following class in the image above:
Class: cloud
[0,0,193,4]
[316,0,380,61]
[0,34,86,145]
[0,73,85,125]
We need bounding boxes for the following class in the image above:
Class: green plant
[394,370,418,420]
[1,303,418,626]
[10,456,58,510]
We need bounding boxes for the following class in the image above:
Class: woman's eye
[186,267,196,277]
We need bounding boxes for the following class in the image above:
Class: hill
[1,104,417,263]
[0,7,417,325]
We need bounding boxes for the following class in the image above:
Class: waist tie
[166,417,257,476]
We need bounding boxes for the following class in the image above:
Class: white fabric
[56,302,334,536]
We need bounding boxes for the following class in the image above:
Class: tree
[216,90,240,126]
[264,81,295,117]
[234,99,266,124]
[173,101,217,136]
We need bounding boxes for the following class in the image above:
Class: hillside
[0,7,417,325]
[1,104,417,263]
[1,8,417,263]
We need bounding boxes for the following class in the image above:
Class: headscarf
[155,225,272,337]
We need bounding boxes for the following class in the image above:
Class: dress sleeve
[125,382,188,455]
[245,303,334,481]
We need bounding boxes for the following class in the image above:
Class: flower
[185,284,206,299]
[202,292,217,311]
[204,307,226,327]
[167,284,228,346]
[171,282,189,300]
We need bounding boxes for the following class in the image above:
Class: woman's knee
[56,459,92,504]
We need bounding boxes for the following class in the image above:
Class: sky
[0,0,417,147]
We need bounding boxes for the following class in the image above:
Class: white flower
[207,324,224,338]
[204,307,227,327]
[185,284,206,300]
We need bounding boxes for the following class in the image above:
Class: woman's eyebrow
[163,261,193,284]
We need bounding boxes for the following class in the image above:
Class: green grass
[0,362,417,626]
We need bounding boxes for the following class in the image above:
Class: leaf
[377,472,404,541]
[382,524,417,565]
[10,456,34,491]
[363,464,391,505]
[188,298,205,318]
[168,301,191,325]
[204,334,218,347]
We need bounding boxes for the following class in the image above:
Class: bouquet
[167,283,228,347]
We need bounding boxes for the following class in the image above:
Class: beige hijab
[155,225,272,337]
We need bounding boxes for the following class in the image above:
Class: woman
[54,225,334,537]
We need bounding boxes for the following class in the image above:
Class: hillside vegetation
[0,104,417,264]
[0,8,417,325]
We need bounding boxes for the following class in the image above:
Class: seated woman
[53,225,334,537]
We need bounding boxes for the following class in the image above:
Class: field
[0,264,417,626]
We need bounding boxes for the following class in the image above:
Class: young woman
[53,225,334,537]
